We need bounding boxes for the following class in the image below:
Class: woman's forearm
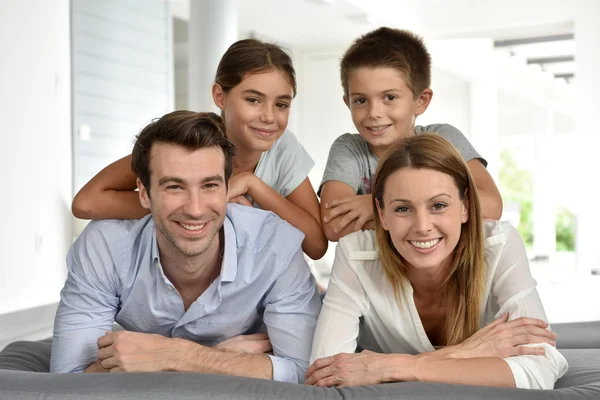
[384,354,515,387]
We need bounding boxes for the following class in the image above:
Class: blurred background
[1,0,598,349]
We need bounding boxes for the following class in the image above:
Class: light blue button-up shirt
[50,204,321,383]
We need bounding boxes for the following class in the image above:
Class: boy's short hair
[340,27,431,99]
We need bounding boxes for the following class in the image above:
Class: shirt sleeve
[318,134,364,196]
[273,130,315,197]
[310,237,369,364]
[418,123,487,167]
[490,223,568,389]
[263,248,322,383]
[49,225,120,373]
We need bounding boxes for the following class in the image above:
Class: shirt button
[167,285,174,291]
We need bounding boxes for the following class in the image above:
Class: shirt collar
[151,215,238,283]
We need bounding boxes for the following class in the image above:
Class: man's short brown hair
[131,111,235,193]
[340,27,431,99]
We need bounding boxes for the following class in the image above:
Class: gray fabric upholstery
[1,322,599,399]
[553,321,600,349]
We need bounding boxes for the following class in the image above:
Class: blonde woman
[307,134,567,389]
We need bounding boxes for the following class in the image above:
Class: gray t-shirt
[318,123,485,196]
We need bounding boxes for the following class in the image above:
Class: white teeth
[180,222,206,231]
[410,238,440,249]
[367,125,390,132]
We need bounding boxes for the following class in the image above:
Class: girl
[72,39,327,260]
[307,134,567,389]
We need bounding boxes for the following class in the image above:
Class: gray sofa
[1,321,599,399]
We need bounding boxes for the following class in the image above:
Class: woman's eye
[246,98,259,104]
[395,206,410,213]
[432,203,447,211]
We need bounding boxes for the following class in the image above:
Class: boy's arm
[467,159,503,220]
[72,154,149,220]
[320,181,375,242]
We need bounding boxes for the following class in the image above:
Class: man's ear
[461,190,469,224]
[137,178,151,210]
[212,83,226,111]
[376,198,389,231]
[415,88,433,116]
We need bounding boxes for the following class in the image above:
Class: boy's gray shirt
[318,123,485,196]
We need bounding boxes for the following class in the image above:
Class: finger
[97,332,114,349]
[101,356,119,370]
[97,345,115,361]
[305,357,335,379]
[509,326,558,340]
[509,333,556,347]
[324,204,353,222]
[503,317,548,330]
[305,365,335,386]
[353,214,372,231]
[326,197,353,209]
[510,346,546,357]
[334,211,358,233]
[314,375,340,387]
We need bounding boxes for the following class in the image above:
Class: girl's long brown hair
[372,133,485,345]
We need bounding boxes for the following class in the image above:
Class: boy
[319,27,503,241]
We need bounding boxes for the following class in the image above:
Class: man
[50,111,321,383]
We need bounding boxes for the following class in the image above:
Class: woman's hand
[446,313,557,359]
[305,350,398,387]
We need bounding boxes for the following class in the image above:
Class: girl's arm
[72,155,148,220]
[233,173,328,260]
[467,159,503,220]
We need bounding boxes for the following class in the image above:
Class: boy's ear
[137,178,151,210]
[212,83,226,111]
[415,88,433,116]
[343,94,350,109]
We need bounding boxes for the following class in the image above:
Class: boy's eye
[384,94,397,101]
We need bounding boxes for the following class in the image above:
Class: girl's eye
[384,94,397,101]
[276,102,290,109]
[353,98,366,105]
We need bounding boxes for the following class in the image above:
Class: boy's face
[345,67,431,157]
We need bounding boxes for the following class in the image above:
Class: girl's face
[377,167,468,274]
[214,68,294,153]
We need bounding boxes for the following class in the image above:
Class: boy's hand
[323,194,374,233]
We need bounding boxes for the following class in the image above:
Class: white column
[532,108,556,259]
[188,0,238,112]
[574,0,600,276]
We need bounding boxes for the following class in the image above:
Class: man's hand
[215,333,272,354]
[445,313,557,359]
[323,194,374,234]
[96,331,181,372]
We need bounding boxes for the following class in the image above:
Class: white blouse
[310,221,568,389]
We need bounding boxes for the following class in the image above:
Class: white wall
[0,0,72,315]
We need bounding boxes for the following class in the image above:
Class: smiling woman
[71,38,327,260]
[307,133,568,389]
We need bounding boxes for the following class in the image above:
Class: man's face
[138,143,228,259]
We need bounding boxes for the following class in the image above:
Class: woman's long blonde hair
[372,133,485,346]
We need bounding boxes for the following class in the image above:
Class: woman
[72,39,327,260]
[307,134,567,389]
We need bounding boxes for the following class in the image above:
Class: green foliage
[499,148,575,251]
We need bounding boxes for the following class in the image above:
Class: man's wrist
[166,338,206,371]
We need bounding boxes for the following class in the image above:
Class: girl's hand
[323,194,374,234]
[447,313,557,359]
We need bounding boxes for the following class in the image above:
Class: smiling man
[50,111,321,383]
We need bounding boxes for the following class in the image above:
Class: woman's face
[377,167,468,273]
[215,68,294,153]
